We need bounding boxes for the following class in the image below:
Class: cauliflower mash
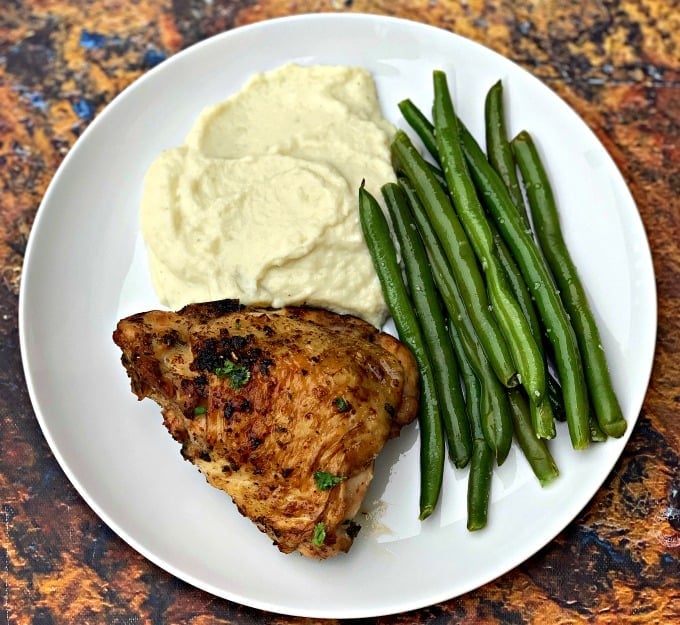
[140,64,396,326]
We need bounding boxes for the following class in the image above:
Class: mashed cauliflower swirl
[140,64,396,327]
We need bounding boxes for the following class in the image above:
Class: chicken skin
[113,299,418,558]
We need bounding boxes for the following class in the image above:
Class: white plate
[19,13,656,619]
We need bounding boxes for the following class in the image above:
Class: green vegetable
[589,412,608,443]
[214,359,250,390]
[493,229,543,346]
[508,389,560,487]
[467,437,494,530]
[432,70,546,407]
[457,121,591,449]
[382,182,472,468]
[484,80,528,222]
[193,406,207,416]
[399,176,513,465]
[511,130,626,439]
[314,470,347,490]
[447,319,494,530]
[334,396,349,412]
[358,183,445,519]
[312,522,326,547]
[390,129,517,389]
[398,98,440,163]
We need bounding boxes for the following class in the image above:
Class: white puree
[141,64,396,326]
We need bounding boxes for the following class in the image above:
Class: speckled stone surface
[1,1,678,623]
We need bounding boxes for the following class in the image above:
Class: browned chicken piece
[113,299,418,558]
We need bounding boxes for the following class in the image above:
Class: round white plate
[19,13,656,619]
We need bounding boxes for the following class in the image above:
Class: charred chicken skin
[113,299,418,558]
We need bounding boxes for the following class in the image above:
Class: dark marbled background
[1,1,678,623]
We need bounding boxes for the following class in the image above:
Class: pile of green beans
[358,70,624,528]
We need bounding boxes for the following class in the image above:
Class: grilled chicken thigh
[113,299,418,558]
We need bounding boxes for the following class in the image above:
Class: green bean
[391,130,518,389]
[529,393,556,440]
[448,322,484,442]
[507,390,560,487]
[457,123,591,450]
[511,131,626,439]
[448,320,494,530]
[399,177,514,464]
[467,438,494,530]
[432,70,546,407]
[398,98,439,162]
[382,182,472,468]
[358,184,444,519]
[589,413,608,443]
[493,231,542,342]
[484,80,528,224]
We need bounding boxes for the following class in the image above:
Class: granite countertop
[1,1,678,623]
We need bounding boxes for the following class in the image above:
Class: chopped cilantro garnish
[312,522,326,547]
[193,406,207,416]
[314,470,347,491]
[214,359,250,389]
[334,396,349,412]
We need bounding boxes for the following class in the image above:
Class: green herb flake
[214,359,250,389]
[314,470,347,491]
[193,406,207,416]
[312,522,326,547]
[334,396,349,412]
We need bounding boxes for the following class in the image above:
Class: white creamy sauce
[141,64,396,326]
